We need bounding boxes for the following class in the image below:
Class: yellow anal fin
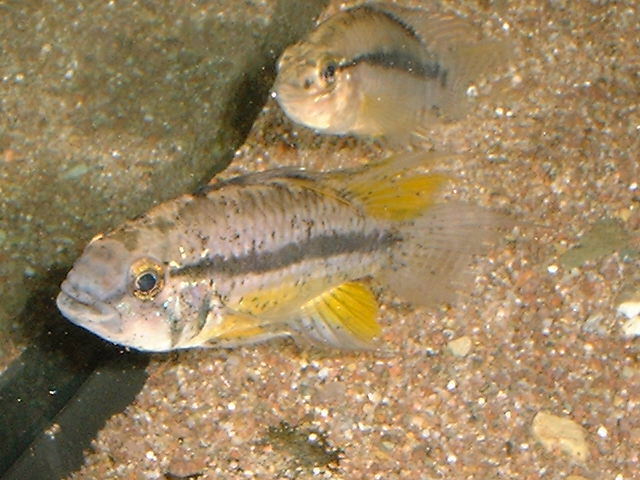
[293,281,381,349]
[347,170,448,221]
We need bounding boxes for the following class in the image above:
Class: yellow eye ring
[130,258,165,300]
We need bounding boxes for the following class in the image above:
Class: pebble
[447,336,472,357]
[616,285,640,337]
[531,411,590,462]
[61,163,91,180]
[621,317,640,338]
[617,300,640,320]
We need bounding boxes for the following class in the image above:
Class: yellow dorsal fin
[339,153,450,221]
[294,281,380,349]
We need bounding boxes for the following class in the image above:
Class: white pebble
[597,426,608,438]
[618,301,640,319]
[621,316,640,338]
[547,264,559,274]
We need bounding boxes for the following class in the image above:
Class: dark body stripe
[344,51,443,79]
[170,230,397,279]
[337,6,448,83]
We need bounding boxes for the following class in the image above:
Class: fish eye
[136,272,157,292]
[130,258,164,300]
[321,62,337,82]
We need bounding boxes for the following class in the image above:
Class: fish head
[274,43,358,134]
[57,232,211,352]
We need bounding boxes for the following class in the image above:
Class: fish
[273,2,511,138]
[56,152,507,352]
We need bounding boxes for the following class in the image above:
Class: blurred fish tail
[438,39,514,119]
[381,203,511,307]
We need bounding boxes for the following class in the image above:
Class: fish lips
[56,280,122,336]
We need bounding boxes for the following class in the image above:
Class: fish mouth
[57,280,122,334]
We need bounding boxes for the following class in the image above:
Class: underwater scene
[0,0,638,479]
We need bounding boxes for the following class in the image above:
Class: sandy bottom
[69,0,638,479]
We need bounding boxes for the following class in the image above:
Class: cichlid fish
[274,2,511,138]
[57,153,506,352]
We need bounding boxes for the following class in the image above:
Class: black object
[0,280,149,480]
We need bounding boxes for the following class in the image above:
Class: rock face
[0,0,328,359]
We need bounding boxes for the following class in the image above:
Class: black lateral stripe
[343,50,443,79]
[170,231,397,279]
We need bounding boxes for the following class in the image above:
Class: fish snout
[65,238,132,302]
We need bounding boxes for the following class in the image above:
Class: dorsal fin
[338,152,450,221]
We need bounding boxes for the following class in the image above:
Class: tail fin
[381,203,510,307]
[367,4,514,122]
[439,40,514,120]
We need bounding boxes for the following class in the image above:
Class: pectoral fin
[186,309,290,349]
[290,281,381,349]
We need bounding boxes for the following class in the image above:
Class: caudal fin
[381,203,510,307]
[438,40,514,120]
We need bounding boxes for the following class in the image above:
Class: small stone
[621,316,640,338]
[618,301,640,320]
[61,163,90,180]
[582,313,606,335]
[616,284,640,318]
[447,336,472,357]
[559,219,630,269]
[617,284,640,337]
[531,411,590,461]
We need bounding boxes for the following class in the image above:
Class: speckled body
[57,170,395,351]
[58,154,503,352]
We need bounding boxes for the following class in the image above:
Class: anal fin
[290,281,381,349]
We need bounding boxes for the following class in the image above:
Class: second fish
[274,2,511,138]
